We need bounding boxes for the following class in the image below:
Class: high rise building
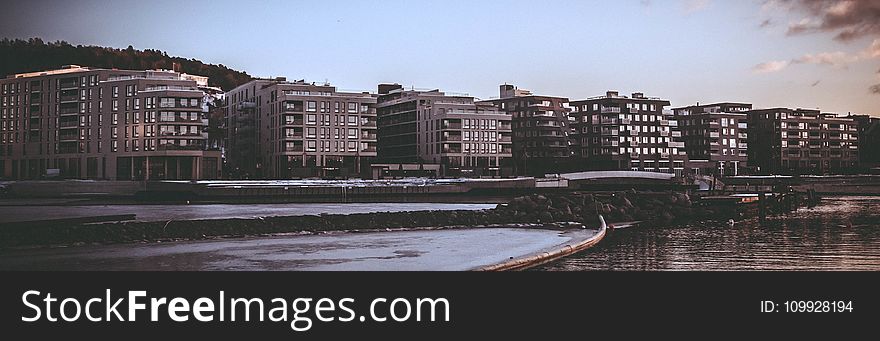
[672,102,751,176]
[479,84,572,176]
[376,84,513,177]
[224,78,378,179]
[747,108,859,174]
[853,114,880,171]
[0,65,220,180]
[569,91,687,175]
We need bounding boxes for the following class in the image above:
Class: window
[112,100,118,112]
[348,115,357,125]
[347,102,357,113]
[348,128,357,138]
[159,98,175,108]
[348,141,357,151]
[111,140,117,152]
[307,101,317,112]
[112,86,119,98]
[307,114,317,125]
[307,127,316,138]
[307,140,316,151]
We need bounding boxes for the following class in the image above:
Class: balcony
[59,107,79,116]
[283,119,305,126]
[59,81,78,90]
[671,131,682,137]
[58,134,78,142]
[738,133,748,139]
[737,123,747,129]
[59,121,79,129]
[160,131,208,139]
[600,130,619,136]
[361,133,377,140]
[600,140,619,147]
[659,120,669,126]
[536,121,559,127]
[660,131,669,137]
[709,132,720,138]
[238,101,257,110]
[157,144,205,151]
[601,107,621,114]
[499,135,512,142]
[283,146,304,152]
[441,122,462,130]
[738,143,748,148]
[600,118,619,125]
[284,133,304,139]
[442,134,462,142]
[668,141,685,148]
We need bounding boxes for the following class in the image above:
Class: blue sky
[2,0,878,115]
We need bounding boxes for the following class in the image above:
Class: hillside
[0,38,251,91]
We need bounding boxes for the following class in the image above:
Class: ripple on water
[538,196,880,271]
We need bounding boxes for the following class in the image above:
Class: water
[540,196,880,271]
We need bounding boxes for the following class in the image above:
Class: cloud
[753,60,790,73]
[769,0,880,42]
[792,51,860,67]
[753,39,880,73]
[683,0,710,13]
[870,39,880,58]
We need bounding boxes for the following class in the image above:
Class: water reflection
[539,196,880,271]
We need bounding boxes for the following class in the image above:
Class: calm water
[540,196,880,271]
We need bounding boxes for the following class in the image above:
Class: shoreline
[0,190,811,249]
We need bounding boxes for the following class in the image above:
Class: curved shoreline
[475,223,607,271]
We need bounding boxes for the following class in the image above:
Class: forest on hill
[0,38,251,90]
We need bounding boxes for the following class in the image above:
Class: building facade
[0,65,220,180]
[673,102,751,176]
[853,114,880,171]
[479,84,572,176]
[376,84,513,177]
[747,108,859,175]
[569,91,687,175]
[224,78,378,179]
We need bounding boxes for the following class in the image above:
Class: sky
[1,0,878,115]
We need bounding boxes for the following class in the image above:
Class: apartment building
[376,84,513,177]
[747,108,859,175]
[672,102,751,176]
[479,84,572,176]
[853,114,880,170]
[569,91,687,175]
[224,78,378,179]
[0,65,220,180]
